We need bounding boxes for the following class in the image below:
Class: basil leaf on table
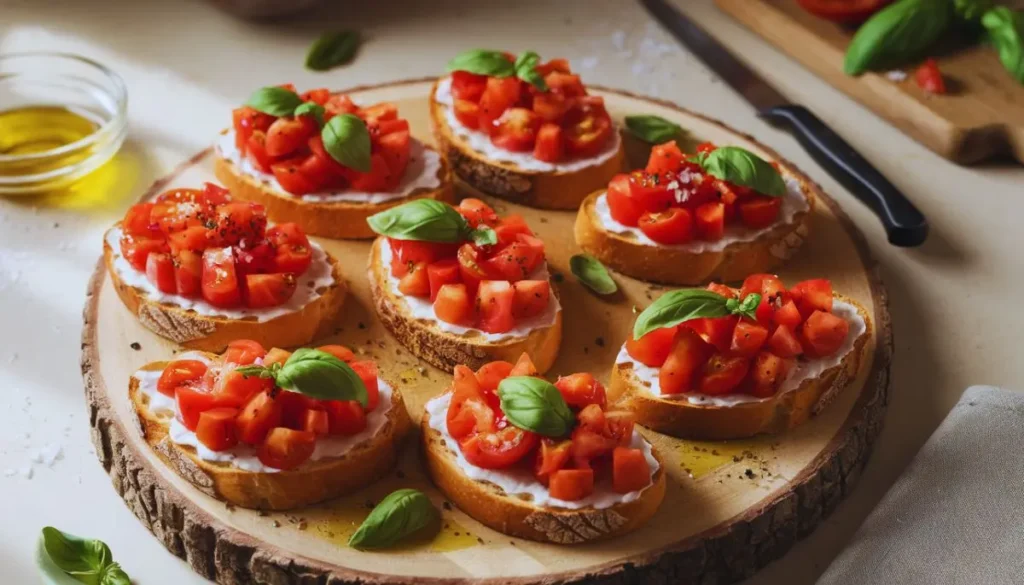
[294,101,326,126]
[41,527,131,585]
[447,49,516,77]
[306,30,360,71]
[982,7,1024,85]
[844,0,953,76]
[349,489,438,549]
[322,114,372,172]
[569,254,617,295]
[367,199,472,242]
[514,50,548,91]
[624,115,685,144]
[498,376,575,438]
[697,146,786,197]
[236,349,368,405]
[245,86,304,118]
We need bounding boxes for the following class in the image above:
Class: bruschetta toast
[129,341,411,510]
[366,198,562,373]
[215,84,454,239]
[105,183,345,352]
[423,354,665,544]
[608,276,871,439]
[575,141,813,285]
[430,50,625,209]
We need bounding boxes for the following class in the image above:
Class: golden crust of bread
[429,79,626,210]
[104,227,346,353]
[574,189,813,286]
[213,144,455,240]
[421,410,665,544]
[367,237,562,374]
[129,362,412,510]
[607,295,872,440]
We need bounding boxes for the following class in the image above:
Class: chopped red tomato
[607,174,645,227]
[447,365,497,439]
[549,468,594,501]
[157,360,208,397]
[349,360,380,411]
[511,280,550,319]
[534,439,572,485]
[570,427,617,469]
[258,428,316,470]
[175,386,219,431]
[698,354,750,395]
[245,131,275,173]
[266,223,313,275]
[263,348,292,366]
[564,105,612,157]
[659,327,713,394]
[915,59,946,94]
[493,214,533,246]
[800,310,850,357]
[457,244,490,295]
[485,235,544,282]
[453,99,481,129]
[478,76,521,128]
[458,199,499,228]
[509,353,539,377]
[774,299,803,329]
[460,426,539,469]
[626,325,678,367]
[555,373,607,409]
[145,252,176,293]
[317,344,355,362]
[475,360,514,393]
[122,203,157,236]
[791,279,833,317]
[324,400,367,435]
[638,208,694,245]
[451,71,488,101]
[236,390,282,445]
[707,282,737,299]
[201,247,242,308]
[545,72,586,97]
[120,234,167,271]
[739,197,782,229]
[730,320,770,357]
[214,369,271,407]
[612,447,649,493]
[271,158,320,195]
[796,0,889,22]
[398,262,430,296]
[768,325,804,358]
[222,339,266,365]
[265,116,316,158]
[492,107,541,152]
[533,123,563,162]
[303,408,329,436]
[232,107,273,150]
[750,351,787,397]
[691,315,739,353]
[646,141,686,176]
[695,202,726,240]
[427,259,461,302]
[246,273,296,308]
[477,280,516,334]
[434,283,474,325]
[196,407,240,451]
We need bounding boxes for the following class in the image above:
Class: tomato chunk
[236,390,282,445]
[475,360,514,393]
[626,326,678,367]
[606,174,644,227]
[176,386,218,431]
[323,400,367,435]
[246,273,297,308]
[477,280,515,334]
[222,340,266,365]
[768,325,804,358]
[509,353,539,377]
[196,407,239,451]
[257,428,316,470]
[698,354,750,395]
[398,262,430,296]
[638,208,694,245]
[349,360,380,411]
[695,202,726,240]
[659,327,713,395]
[427,259,461,302]
[460,426,539,469]
[533,122,564,162]
[434,283,474,325]
[317,345,355,363]
[511,280,550,319]
[645,141,685,176]
[554,373,607,409]
[791,279,833,317]
[549,468,594,501]
[157,360,208,398]
[612,447,650,494]
[146,252,177,294]
[201,247,242,308]
[800,310,850,357]
[447,365,497,439]
[750,351,787,398]
[534,439,572,485]
[730,320,770,357]
[739,197,782,229]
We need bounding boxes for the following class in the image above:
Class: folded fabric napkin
[817,385,1024,585]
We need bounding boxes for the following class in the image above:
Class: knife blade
[641,0,928,247]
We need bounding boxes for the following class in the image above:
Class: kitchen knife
[641,0,928,247]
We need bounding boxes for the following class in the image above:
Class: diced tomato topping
[915,59,946,95]
[698,354,750,395]
[457,198,499,228]
[800,310,850,357]
[791,279,833,317]
[398,262,430,296]
[533,123,564,162]
[349,360,380,411]
[317,344,355,362]
[511,280,550,319]
[509,353,539,377]
[258,428,316,470]
[695,202,726,240]
[447,365,497,439]
[659,327,713,395]
[554,373,607,409]
[612,447,650,493]
[222,340,267,365]
[196,407,240,451]
[265,116,316,158]
[739,197,782,229]
[235,390,282,445]
[246,273,297,308]
[323,400,367,435]
[434,283,474,325]
[460,426,539,470]
[476,280,515,334]
[691,315,739,353]
[475,360,514,393]
[201,247,242,308]
[478,76,521,128]
[453,99,481,130]
[774,300,803,329]
[638,208,694,245]
[606,174,644,227]
[534,439,572,485]
[157,360,208,398]
[145,252,176,294]
[263,348,292,366]
[549,468,594,501]
[729,320,770,357]
[303,408,329,436]
[451,71,488,101]
[750,351,787,398]
[175,386,219,431]
[768,325,804,358]
[645,141,686,176]
[626,325,678,367]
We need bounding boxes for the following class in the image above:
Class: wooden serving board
[715,0,1024,164]
[81,79,892,585]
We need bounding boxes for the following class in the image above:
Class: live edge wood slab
[81,79,892,585]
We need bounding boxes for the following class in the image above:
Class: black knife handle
[759,104,928,247]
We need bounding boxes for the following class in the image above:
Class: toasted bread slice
[104,227,346,352]
[129,361,412,510]
[213,143,455,240]
[608,296,871,440]
[367,238,562,374]
[429,80,625,210]
[421,410,666,544]
[574,188,813,286]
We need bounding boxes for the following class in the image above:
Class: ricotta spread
[425,392,659,509]
[615,300,866,407]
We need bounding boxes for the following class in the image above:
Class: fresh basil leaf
[349,489,438,549]
[245,86,304,118]
[697,146,786,197]
[569,254,617,295]
[100,563,131,585]
[305,30,360,71]
[322,114,372,172]
[844,0,953,76]
[294,101,326,126]
[276,348,368,406]
[470,226,498,247]
[624,115,685,144]
[514,51,548,91]
[367,199,471,243]
[954,0,993,22]
[727,293,762,321]
[41,527,116,585]
[982,7,1024,85]
[498,376,575,438]
[447,49,516,77]
[633,289,730,339]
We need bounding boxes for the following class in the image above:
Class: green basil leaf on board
[367,199,472,242]
[306,31,360,71]
[569,254,618,295]
[294,101,326,126]
[447,49,516,77]
[698,147,786,197]
[41,527,131,585]
[349,489,439,549]
[624,115,685,144]
[275,349,369,405]
[982,7,1024,85]
[843,0,953,76]
[514,51,548,91]
[498,376,576,437]
[470,225,498,247]
[322,114,372,172]
[245,86,305,117]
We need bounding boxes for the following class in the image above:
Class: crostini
[423,354,665,544]
[215,84,453,239]
[130,340,411,510]
[431,50,625,209]
[367,198,562,373]
[575,141,813,285]
[104,183,345,351]
[609,276,871,439]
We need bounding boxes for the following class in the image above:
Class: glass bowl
[0,52,128,195]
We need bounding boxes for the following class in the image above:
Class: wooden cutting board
[715,0,1024,165]
[81,79,893,585]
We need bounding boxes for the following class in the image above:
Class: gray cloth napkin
[817,385,1024,585]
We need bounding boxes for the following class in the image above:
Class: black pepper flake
[130,342,141,350]
[358,322,366,329]
[442,501,453,511]
[551,272,564,283]
[476,537,485,544]
[745,469,756,479]
[595,337,605,347]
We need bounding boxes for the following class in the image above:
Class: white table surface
[2,0,1022,583]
